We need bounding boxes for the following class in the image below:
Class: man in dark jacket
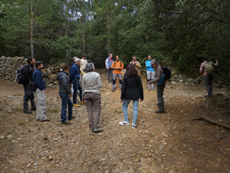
[33,61,50,122]
[22,57,36,114]
[69,58,81,106]
[148,60,166,113]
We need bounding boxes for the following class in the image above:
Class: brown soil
[0,69,230,173]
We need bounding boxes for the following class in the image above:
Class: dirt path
[0,69,230,173]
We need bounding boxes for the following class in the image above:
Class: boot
[93,127,103,133]
[119,84,122,90]
[31,106,36,111]
[112,84,116,92]
[23,109,32,114]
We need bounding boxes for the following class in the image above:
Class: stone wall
[0,56,61,86]
[0,56,27,81]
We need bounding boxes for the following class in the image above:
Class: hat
[75,58,80,62]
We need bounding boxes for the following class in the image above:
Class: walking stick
[193,75,203,83]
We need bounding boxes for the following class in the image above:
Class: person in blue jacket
[105,54,114,84]
[33,61,50,122]
[145,55,155,90]
[69,58,81,106]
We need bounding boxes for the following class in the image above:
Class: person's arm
[97,75,103,88]
[63,75,71,94]
[199,63,204,74]
[138,76,144,101]
[136,61,141,69]
[82,75,85,93]
[120,76,126,100]
[69,66,76,84]
[212,60,219,67]
[145,61,151,68]
[121,62,124,69]
[105,58,109,69]
[150,68,162,83]
[35,72,44,91]
[111,62,115,69]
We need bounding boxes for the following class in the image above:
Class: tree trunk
[82,0,85,54]
[30,1,34,58]
[107,11,110,55]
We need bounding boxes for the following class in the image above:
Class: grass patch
[47,108,59,113]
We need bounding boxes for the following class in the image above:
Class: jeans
[204,74,213,96]
[23,83,35,110]
[122,99,139,124]
[157,85,165,111]
[59,93,73,123]
[107,68,113,83]
[73,78,82,103]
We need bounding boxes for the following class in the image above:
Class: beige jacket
[130,61,141,72]
[80,59,88,74]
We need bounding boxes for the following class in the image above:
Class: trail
[0,69,230,173]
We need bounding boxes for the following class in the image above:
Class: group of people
[21,53,217,133]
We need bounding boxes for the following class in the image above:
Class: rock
[34,163,38,166]
[26,163,31,168]
[171,81,177,85]
[0,135,5,139]
[43,136,48,140]
[12,140,19,143]
[185,82,189,86]
[48,156,53,161]
[7,134,12,139]
[179,80,184,83]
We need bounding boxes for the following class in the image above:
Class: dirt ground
[0,69,230,173]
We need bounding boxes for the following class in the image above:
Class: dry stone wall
[0,56,61,86]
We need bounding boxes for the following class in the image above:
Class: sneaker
[73,103,81,107]
[93,127,103,133]
[152,87,155,90]
[112,88,115,92]
[62,121,71,125]
[90,126,94,132]
[132,123,137,129]
[119,121,130,126]
[23,109,32,114]
[155,110,165,113]
[148,86,151,91]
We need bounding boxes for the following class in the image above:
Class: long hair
[125,64,138,77]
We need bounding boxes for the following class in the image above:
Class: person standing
[33,61,50,122]
[145,55,155,90]
[76,58,83,104]
[82,63,103,133]
[119,64,144,129]
[57,64,73,125]
[22,57,36,114]
[200,57,218,98]
[130,56,141,74]
[80,54,88,76]
[111,55,124,92]
[148,60,166,113]
[70,58,81,107]
[105,54,114,84]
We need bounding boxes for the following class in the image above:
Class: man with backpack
[200,57,218,98]
[105,54,114,84]
[111,55,124,92]
[22,57,36,114]
[148,60,167,113]
[33,61,50,122]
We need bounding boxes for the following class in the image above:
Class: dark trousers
[73,78,82,103]
[157,85,165,111]
[204,74,213,96]
[23,83,35,110]
[84,92,101,128]
[59,93,73,123]
[107,68,113,83]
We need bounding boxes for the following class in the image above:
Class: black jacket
[121,75,144,100]
[57,71,71,94]
[22,64,34,83]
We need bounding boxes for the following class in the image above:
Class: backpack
[204,62,214,74]
[162,67,171,80]
[14,65,27,84]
